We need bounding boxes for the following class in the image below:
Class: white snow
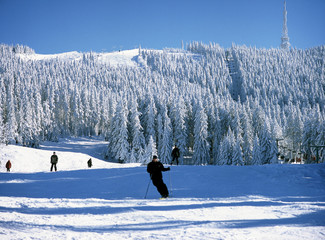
[97,49,139,67]
[16,49,140,67]
[0,138,325,239]
[17,51,83,62]
[16,48,201,68]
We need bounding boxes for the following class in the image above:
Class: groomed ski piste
[0,137,325,239]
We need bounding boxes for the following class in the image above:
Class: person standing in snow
[147,155,170,198]
[87,158,92,168]
[6,160,11,172]
[50,152,58,172]
[171,145,180,165]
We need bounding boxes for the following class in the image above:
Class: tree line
[0,43,324,164]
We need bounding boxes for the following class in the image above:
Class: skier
[147,155,170,198]
[171,145,180,165]
[50,152,58,172]
[87,158,92,168]
[6,160,11,172]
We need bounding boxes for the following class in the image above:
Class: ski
[159,196,171,200]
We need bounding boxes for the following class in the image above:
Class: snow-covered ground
[1,138,325,239]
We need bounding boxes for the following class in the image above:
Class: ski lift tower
[281,0,290,50]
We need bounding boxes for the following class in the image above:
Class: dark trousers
[152,178,169,198]
[51,163,57,172]
[171,156,179,165]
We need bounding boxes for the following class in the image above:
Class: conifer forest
[0,43,324,165]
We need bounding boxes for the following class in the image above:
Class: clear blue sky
[0,0,324,54]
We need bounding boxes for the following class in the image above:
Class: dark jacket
[147,161,170,180]
[87,159,92,167]
[51,155,58,164]
[6,161,11,169]
[171,147,180,157]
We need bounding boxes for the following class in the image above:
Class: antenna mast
[281,0,290,50]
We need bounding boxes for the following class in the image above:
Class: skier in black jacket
[171,145,180,165]
[50,152,58,172]
[147,155,170,198]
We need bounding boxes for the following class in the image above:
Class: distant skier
[87,158,92,168]
[50,152,58,172]
[6,160,11,172]
[171,145,180,165]
[147,155,170,198]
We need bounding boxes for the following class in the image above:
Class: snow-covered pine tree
[212,110,222,164]
[316,121,325,163]
[269,138,279,164]
[251,105,265,137]
[232,140,244,166]
[5,82,18,144]
[284,107,303,152]
[143,135,157,164]
[241,109,253,165]
[0,105,5,143]
[157,113,164,158]
[129,100,145,162]
[108,99,129,163]
[142,96,157,144]
[0,81,6,143]
[259,122,276,164]
[128,148,137,163]
[193,101,210,165]
[160,110,172,164]
[217,133,232,165]
[301,118,313,163]
[252,135,262,165]
[171,97,187,164]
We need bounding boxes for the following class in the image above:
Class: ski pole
[144,177,151,199]
[169,168,172,197]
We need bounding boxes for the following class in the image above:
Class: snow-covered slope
[0,138,325,239]
[0,137,139,172]
[17,51,83,62]
[16,49,141,67]
[16,48,201,68]
[97,49,140,67]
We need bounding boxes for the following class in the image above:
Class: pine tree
[212,111,222,164]
[129,100,145,162]
[108,100,130,163]
[5,84,18,144]
[252,135,262,165]
[160,111,172,164]
[241,111,253,165]
[269,139,279,164]
[193,101,210,165]
[301,118,313,163]
[316,121,325,163]
[285,108,303,152]
[171,97,187,164]
[259,126,270,164]
[232,140,244,166]
[0,106,5,143]
[217,134,232,165]
[144,135,157,164]
[157,113,164,159]
[143,96,156,144]
[128,148,137,163]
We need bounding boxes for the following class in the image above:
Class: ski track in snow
[0,138,325,239]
